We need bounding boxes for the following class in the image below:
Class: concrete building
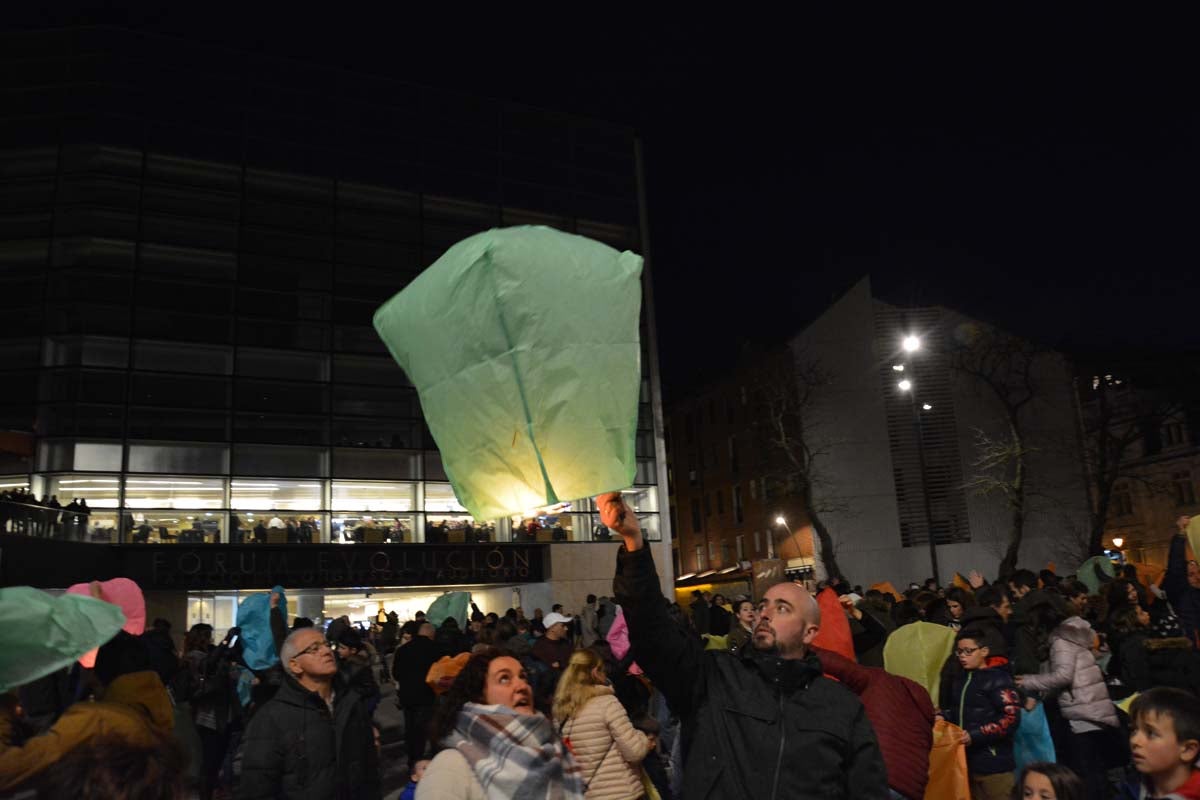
[0,27,673,629]
[664,277,1094,594]
[791,277,1091,586]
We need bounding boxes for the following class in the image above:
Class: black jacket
[391,636,440,707]
[940,661,1020,777]
[237,673,380,800]
[614,545,887,800]
[1164,534,1200,647]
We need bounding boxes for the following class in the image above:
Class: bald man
[602,492,888,800]
[392,620,441,767]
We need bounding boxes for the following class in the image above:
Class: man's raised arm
[599,492,705,719]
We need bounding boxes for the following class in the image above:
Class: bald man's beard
[752,622,806,658]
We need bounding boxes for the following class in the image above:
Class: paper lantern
[884,621,956,704]
[811,587,855,662]
[236,585,287,671]
[0,587,125,691]
[373,226,643,521]
[425,591,470,630]
[1077,555,1116,596]
[65,577,146,668]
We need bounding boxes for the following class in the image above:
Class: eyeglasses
[294,640,333,658]
[954,646,981,657]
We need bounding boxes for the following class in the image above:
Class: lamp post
[896,334,940,586]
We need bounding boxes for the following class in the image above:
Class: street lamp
[1112,537,1124,549]
[898,333,940,585]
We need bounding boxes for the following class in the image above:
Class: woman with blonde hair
[553,648,650,800]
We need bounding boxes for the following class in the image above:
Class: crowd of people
[5,504,1200,799]
[0,489,92,539]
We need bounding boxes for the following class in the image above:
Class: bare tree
[952,325,1047,581]
[1075,370,1181,556]
[754,351,846,579]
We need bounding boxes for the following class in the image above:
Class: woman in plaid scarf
[418,647,586,800]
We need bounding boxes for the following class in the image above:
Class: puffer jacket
[614,545,888,800]
[941,659,1020,777]
[1017,616,1118,728]
[560,686,649,800]
[237,672,380,800]
[0,670,175,791]
[1117,631,1200,695]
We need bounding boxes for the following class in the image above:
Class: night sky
[9,10,1197,400]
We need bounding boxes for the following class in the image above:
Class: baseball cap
[542,612,573,629]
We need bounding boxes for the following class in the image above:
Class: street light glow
[1113,537,1124,548]
[902,335,921,353]
[775,515,786,526]
[892,364,905,372]
[898,379,912,391]
[922,403,933,410]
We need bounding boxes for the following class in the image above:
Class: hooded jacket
[814,647,934,800]
[1017,616,1118,729]
[614,545,888,800]
[0,670,174,791]
[237,671,380,800]
[559,685,649,800]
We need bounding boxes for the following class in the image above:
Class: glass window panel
[234,444,329,478]
[333,264,421,301]
[230,478,323,510]
[124,509,223,544]
[424,482,467,513]
[56,208,138,239]
[331,481,415,511]
[235,413,328,446]
[235,379,328,414]
[239,255,330,292]
[235,512,326,544]
[136,279,234,313]
[43,336,130,368]
[145,153,241,191]
[123,476,226,509]
[47,270,131,305]
[37,404,125,438]
[239,289,330,322]
[140,244,237,281]
[332,385,415,418]
[47,474,122,508]
[635,458,657,485]
[332,419,415,449]
[513,507,583,543]
[58,175,140,207]
[130,373,231,409]
[422,514,493,544]
[236,348,329,381]
[332,355,411,388]
[142,184,240,220]
[39,369,127,405]
[128,408,230,442]
[332,448,418,480]
[36,439,122,472]
[135,310,234,344]
[423,450,447,481]
[331,512,415,544]
[133,340,233,375]
[50,237,136,270]
[126,443,230,474]
[333,325,388,355]
[0,241,49,272]
[237,318,330,351]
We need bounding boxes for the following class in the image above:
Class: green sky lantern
[0,587,126,692]
[374,226,644,522]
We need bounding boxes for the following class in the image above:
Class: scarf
[446,703,586,800]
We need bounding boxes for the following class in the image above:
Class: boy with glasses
[937,627,1020,800]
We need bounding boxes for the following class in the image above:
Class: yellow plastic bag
[883,621,956,705]
[926,719,970,800]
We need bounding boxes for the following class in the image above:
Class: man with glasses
[238,627,381,799]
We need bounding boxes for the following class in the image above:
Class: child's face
[1130,710,1199,778]
[412,759,430,781]
[645,733,659,751]
[955,638,988,670]
[1021,770,1057,799]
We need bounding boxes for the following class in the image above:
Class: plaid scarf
[446,703,586,800]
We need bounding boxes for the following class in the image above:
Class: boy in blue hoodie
[939,627,1020,800]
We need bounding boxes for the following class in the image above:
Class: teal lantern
[373,226,643,521]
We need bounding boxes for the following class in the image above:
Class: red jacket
[815,646,934,800]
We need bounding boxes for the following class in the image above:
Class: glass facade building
[0,28,666,551]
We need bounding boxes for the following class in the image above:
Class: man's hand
[958,731,971,746]
[839,595,862,621]
[270,591,281,609]
[595,492,643,552]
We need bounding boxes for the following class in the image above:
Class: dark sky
[10,9,1198,400]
